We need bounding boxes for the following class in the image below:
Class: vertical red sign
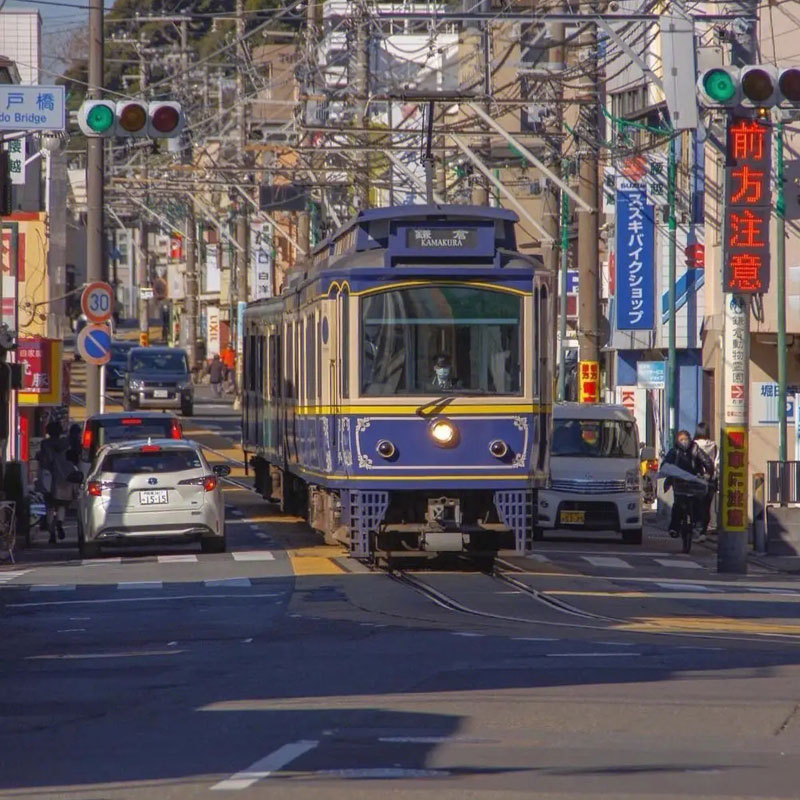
[723,117,771,293]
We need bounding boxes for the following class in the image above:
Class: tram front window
[361,285,522,396]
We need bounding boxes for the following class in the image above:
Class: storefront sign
[723,117,771,293]
[5,136,25,185]
[250,221,272,300]
[579,360,599,403]
[615,187,655,330]
[205,244,220,293]
[723,295,748,424]
[17,338,63,406]
[615,386,647,442]
[206,305,221,357]
[720,426,748,532]
[636,360,666,389]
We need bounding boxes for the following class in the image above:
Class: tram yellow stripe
[293,404,550,415]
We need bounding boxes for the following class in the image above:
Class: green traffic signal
[702,68,737,103]
[86,104,114,133]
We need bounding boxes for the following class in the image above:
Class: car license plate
[560,510,585,525]
[139,490,168,505]
[153,389,168,398]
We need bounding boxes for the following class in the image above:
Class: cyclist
[663,429,715,540]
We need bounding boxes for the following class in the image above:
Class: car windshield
[96,419,176,447]
[361,285,521,396]
[552,419,638,458]
[100,449,201,473]
[109,345,133,366]
[130,351,188,373]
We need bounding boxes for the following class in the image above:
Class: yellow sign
[579,360,599,403]
[139,331,149,347]
[720,426,748,532]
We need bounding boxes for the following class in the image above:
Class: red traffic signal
[148,102,183,138]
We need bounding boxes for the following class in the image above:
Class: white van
[536,403,643,544]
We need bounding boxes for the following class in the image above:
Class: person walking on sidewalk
[694,421,719,540]
[38,421,75,544]
[209,354,224,398]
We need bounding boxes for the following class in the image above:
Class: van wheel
[622,528,643,545]
[181,401,194,417]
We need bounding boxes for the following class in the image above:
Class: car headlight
[429,418,458,447]
[129,378,143,390]
[626,468,641,492]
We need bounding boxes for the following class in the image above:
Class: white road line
[232,551,275,562]
[0,570,29,584]
[204,578,252,588]
[82,557,122,565]
[512,636,558,642]
[6,592,284,608]
[157,555,198,563]
[211,740,319,791]
[29,584,77,592]
[117,581,164,590]
[581,556,633,569]
[526,554,550,563]
[546,652,641,657]
[656,582,718,592]
[655,558,703,569]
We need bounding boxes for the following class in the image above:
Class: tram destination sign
[406,227,479,249]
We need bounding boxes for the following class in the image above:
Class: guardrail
[766,461,800,505]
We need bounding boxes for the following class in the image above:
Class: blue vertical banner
[615,187,656,330]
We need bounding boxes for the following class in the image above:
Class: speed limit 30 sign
[81,281,114,324]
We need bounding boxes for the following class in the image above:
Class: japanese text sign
[723,117,771,293]
[18,337,50,394]
[579,360,600,404]
[615,187,655,330]
[4,137,25,185]
[723,295,748,424]
[0,86,65,131]
[720,426,748,532]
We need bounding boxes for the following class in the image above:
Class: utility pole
[355,8,369,209]
[576,6,600,402]
[468,0,490,205]
[181,16,199,370]
[777,120,787,464]
[85,0,105,416]
[138,34,150,348]
[234,0,249,407]
[667,135,677,443]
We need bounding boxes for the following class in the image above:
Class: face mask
[678,439,691,451]
[435,367,450,381]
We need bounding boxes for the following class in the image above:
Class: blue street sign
[0,86,66,131]
[78,324,112,366]
[637,360,666,389]
[615,187,656,330]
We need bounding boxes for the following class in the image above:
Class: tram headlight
[376,439,396,459]
[430,418,458,447]
[489,439,508,459]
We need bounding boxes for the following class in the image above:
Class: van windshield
[552,419,638,458]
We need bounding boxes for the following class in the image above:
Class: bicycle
[0,501,17,564]
[672,483,708,554]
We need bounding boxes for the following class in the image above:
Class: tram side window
[269,333,280,399]
[285,324,293,398]
[538,286,549,402]
[306,314,316,403]
[297,322,304,403]
[341,292,350,397]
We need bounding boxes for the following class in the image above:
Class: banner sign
[723,295,748,424]
[205,244,220,294]
[751,382,800,426]
[249,221,272,301]
[206,305,220,357]
[720,426,748,532]
[636,360,666,389]
[723,117,771,293]
[615,187,655,330]
[5,136,25,185]
[579,360,599,403]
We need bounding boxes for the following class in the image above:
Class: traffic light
[697,65,800,110]
[77,100,184,138]
[77,100,116,136]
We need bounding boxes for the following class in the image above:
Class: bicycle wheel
[680,512,692,554]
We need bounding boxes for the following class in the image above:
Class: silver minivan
[75,439,229,558]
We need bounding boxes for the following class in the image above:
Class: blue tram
[242,205,554,561]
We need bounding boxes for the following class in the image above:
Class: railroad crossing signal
[697,65,800,109]
[77,100,184,138]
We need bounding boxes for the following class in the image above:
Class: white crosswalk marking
[117,581,163,590]
[655,558,703,569]
[157,555,198,563]
[204,578,252,588]
[581,556,633,569]
[232,551,275,562]
[526,553,550,563]
[82,558,122,565]
[0,570,28,584]
[211,740,319,791]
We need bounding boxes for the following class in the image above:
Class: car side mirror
[640,446,656,461]
[213,464,231,477]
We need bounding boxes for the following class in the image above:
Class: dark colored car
[106,341,136,391]
[124,347,194,416]
[80,411,183,470]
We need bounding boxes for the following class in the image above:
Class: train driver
[429,353,462,392]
